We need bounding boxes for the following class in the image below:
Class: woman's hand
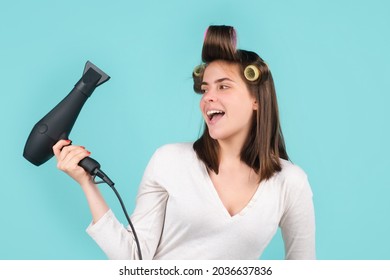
[52,139,92,186]
[53,139,110,223]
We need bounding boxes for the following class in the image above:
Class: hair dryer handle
[79,157,100,175]
[79,157,115,187]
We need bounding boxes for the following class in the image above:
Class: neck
[216,138,259,183]
[218,137,244,164]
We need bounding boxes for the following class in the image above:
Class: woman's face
[200,60,257,145]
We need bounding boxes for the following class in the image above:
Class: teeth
[207,110,224,116]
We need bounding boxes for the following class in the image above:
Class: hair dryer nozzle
[84,61,110,86]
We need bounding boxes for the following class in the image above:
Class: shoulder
[268,159,314,216]
[270,159,312,197]
[155,142,194,153]
[154,142,195,158]
[142,143,196,179]
[144,143,199,181]
[277,159,308,184]
[149,142,197,167]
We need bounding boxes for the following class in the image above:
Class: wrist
[80,177,98,192]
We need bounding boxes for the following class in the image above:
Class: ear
[252,99,258,110]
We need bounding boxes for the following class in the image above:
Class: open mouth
[207,110,225,122]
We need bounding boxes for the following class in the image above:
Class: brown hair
[193,25,289,182]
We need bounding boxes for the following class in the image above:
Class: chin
[207,130,228,141]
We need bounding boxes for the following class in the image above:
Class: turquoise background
[1,0,389,259]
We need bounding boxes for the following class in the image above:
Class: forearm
[80,179,110,224]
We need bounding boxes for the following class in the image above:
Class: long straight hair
[193,26,288,183]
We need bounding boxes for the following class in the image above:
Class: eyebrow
[201,77,235,85]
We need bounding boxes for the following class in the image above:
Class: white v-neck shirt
[86,143,316,259]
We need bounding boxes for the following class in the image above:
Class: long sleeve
[86,150,169,260]
[279,173,316,259]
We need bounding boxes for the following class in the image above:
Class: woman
[53,25,315,259]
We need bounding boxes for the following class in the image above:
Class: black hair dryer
[23,61,141,259]
[23,61,112,181]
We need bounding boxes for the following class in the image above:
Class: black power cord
[79,157,143,260]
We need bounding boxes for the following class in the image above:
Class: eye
[200,87,208,94]
[219,84,229,90]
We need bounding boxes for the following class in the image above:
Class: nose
[202,89,217,103]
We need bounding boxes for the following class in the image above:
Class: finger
[69,149,91,168]
[53,139,72,158]
[59,145,86,164]
[58,148,91,171]
[60,144,85,155]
